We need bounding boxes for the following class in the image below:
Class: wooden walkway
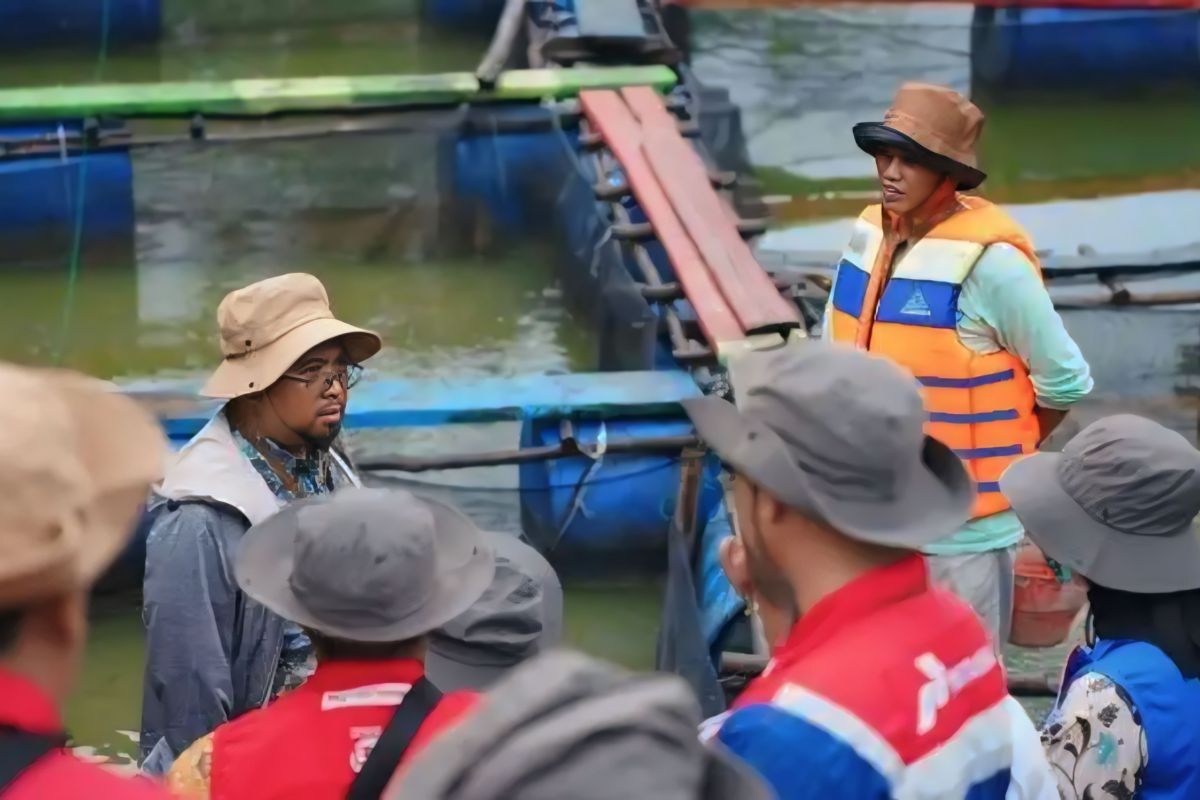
[580,86,802,354]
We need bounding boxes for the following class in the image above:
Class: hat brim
[202,318,382,399]
[682,395,974,550]
[235,493,495,641]
[853,122,987,191]
[1001,453,1200,593]
[425,649,511,692]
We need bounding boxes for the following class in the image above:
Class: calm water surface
[3,2,1198,759]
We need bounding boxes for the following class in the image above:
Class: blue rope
[53,0,111,365]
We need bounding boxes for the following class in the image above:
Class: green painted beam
[0,66,676,120]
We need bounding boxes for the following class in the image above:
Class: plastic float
[0,0,160,49]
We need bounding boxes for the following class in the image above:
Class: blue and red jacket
[713,556,1035,798]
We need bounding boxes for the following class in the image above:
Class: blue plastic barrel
[972,7,1200,93]
[0,0,161,49]
[0,129,136,265]
[422,0,505,32]
[518,416,723,575]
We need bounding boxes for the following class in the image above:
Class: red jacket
[714,556,1026,798]
[208,658,477,800]
[0,668,170,799]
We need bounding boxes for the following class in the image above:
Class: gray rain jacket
[138,412,359,774]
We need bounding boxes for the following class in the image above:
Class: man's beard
[743,531,797,619]
[305,422,342,451]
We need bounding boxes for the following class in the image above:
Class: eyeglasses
[281,363,364,392]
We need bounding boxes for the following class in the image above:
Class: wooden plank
[120,370,703,440]
[0,67,675,120]
[622,86,801,333]
[580,89,745,347]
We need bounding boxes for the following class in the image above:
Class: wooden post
[673,445,707,568]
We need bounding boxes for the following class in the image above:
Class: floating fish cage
[971,6,1200,95]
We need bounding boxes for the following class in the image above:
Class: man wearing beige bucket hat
[139,273,563,775]
[0,363,170,798]
[823,82,1092,645]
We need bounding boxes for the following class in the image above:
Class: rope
[52,0,111,365]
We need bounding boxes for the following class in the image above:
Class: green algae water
[2,0,1198,764]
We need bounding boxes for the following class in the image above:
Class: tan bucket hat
[853,82,987,190]
[0,363,168,609]
[202,273,382,399]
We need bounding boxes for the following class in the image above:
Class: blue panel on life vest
[876,278,960,329]
[830,259,869,319]
[929,409,1019,424]
[953,445,1023,460]
[917,370,1014,389]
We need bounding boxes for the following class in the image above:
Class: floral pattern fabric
[231,425,355,699]
[1040,671,1147,800]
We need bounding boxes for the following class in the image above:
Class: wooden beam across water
[0,66,677,121]
[121,369,704,441]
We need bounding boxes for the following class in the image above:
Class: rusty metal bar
[673,444,709,564]
[357,433,700,473]
[475,0,530,89]
[719,651,1061,697]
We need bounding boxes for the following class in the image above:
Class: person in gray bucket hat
[164,487,498,800]
[383,650,773,800]
[1000,414,1200,800]
[682,341,1058,800]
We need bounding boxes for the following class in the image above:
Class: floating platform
[972,6,1200,94]
[0,0,160,50]
[120,368,722,579]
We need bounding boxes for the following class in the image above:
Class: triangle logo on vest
[899,286,932,317]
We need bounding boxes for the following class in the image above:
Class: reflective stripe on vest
[1061,640,1200,799]
[829,198,1040,519]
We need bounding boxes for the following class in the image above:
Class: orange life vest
[828,196,1040,519]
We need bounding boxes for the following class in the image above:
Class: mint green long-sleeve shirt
[821,241,1094,554]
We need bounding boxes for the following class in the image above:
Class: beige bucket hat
[853,82,987,190]
[202,273,382,399]
[0,363,168,609]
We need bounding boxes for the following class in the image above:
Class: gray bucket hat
[384,649,772,800]
[683,341,974,549]
[1000,414,1200,593]
[426,530,564,691]
[235,487,495,641]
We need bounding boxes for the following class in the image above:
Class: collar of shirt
[228,418,332,501]
[772,554,929,666]
[299,658,428,698]
[0,667,63,734]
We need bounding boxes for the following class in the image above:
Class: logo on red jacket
[349,726,383,774]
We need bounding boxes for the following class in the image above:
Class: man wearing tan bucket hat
[139,273,562,775]
[0,363,170,798]
[823,82,1092,645]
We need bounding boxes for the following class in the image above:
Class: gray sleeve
[139,502,243,773]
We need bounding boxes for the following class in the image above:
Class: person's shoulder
[717,702,893,798]
[146,497,247,551]
[17,752,173,800]
[426,689,482,730]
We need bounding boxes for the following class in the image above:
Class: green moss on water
[69,583,662,756]
[562,583,663,672]
[752,166,876,199]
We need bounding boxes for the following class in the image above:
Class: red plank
[580,90,745,347]
[621,86,801,333]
